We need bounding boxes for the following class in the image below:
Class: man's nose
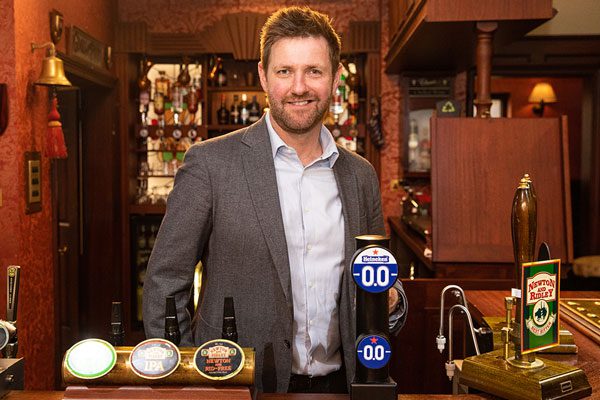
[291,73,308,95]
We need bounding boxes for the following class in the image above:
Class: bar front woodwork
[431,116,573,265]
[385,0,554,72]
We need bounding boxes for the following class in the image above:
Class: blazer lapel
[241,117,292,306]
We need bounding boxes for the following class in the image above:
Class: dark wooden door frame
[52,58,118,388]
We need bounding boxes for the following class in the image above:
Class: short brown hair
[260,6,341,73]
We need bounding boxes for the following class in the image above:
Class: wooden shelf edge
[129,204,166,215]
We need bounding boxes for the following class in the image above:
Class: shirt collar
[265,110,339,168]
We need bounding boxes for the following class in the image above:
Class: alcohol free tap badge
[352,245,398,293]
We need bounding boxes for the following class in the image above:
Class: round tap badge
[129,338,181,380]
[0,324,9,351]
[352,245,398,293]
[64,338,117,380]
[194,339,245,380]
[356,334,392,370]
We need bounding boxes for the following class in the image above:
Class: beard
[268,92,331,135]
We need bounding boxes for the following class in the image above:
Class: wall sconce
[528,82,557,117]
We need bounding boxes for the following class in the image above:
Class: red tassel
[44,95,68,159]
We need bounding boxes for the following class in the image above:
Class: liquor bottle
[347,62,360,115]
[210,57,227,87]
[230,94,240,125]
[248,95,261,123]
[177,59,191,87]
[187,78,199,121]
[217,94,229,125]
[155,70,171,101]
[137,224,147,249]
[240,94,249,125]
[408,119,419,171]
[148,224,158,248]
[138,60,152,132]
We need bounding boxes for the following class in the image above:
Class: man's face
[258,36,340,136]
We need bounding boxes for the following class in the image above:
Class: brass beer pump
[456,175,591,400]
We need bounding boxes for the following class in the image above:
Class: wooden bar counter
[3,392,495,399]
[466,290,600,396]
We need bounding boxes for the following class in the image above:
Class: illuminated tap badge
[64,338,117,380]
[194,339,245,380]
[129,338,181,379]
[521,259,561,354]
[352,245,398,293]
[356,334,392,369]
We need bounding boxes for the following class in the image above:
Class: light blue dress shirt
[265,112,345,377]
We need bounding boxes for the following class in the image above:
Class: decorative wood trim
[493,36,600,70]
[58,51,117,88]
[148,33,207,55]
[345,21,380,53]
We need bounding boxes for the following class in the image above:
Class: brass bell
[31,42,72,87]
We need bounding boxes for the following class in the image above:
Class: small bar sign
[68,26,107,70]
[408,78,451,98]
[520,259,561,354]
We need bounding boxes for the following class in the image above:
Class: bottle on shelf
[210,57,227,87]
[155,70,171,102]
[240,93,249,125]
[186,78,199,141]
[248,95,261,123]
[408,119,419,171]
[347,62,360,123]
[217,94,230,125]
[230,94,240,125]
[138,59,152,141]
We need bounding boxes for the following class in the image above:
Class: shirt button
[307,244,312,251]
[284,340,291,349]
[304,208,310,213]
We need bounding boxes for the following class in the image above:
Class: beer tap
[108,302,125,347]
[222,297,238,343]
[445,304,480,381]
[436,285,467,353]
[164,296,181,346]
[3,266,20,358]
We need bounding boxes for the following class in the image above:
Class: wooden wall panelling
[224,13,267,60]
[114,51,142,344]
[390,278,513,394]
[346,21,380,53]
[590,70,600,254]
[430,117,573,264]
[115,22,148,54]
[365,53,381,176]
[148,33,207,55]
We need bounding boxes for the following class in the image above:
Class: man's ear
[332,62,342,95]
[258,62,268,92]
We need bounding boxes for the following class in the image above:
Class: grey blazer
[143,116,389,392]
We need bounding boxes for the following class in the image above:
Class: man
[143,6,407,394]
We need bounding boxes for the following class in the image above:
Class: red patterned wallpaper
[119,0,404,226]
[379,0,403,226]
[0,0,115,389]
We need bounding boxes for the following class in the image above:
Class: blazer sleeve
[143,145,213,346]
[365,163,408,335]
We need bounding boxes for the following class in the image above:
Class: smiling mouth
[286,99,314,106]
